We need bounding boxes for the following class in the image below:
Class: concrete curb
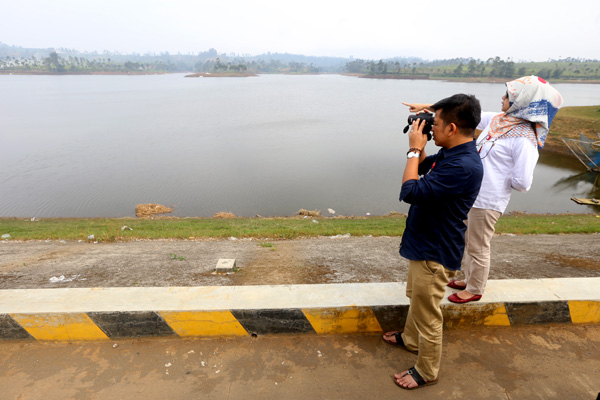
[1,278,599,341]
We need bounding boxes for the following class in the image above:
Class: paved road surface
[1,324,599,399]
[1,234,599,289]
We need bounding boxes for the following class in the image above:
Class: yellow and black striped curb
[1,278,599,341]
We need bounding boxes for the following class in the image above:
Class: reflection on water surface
[1,74,599,217]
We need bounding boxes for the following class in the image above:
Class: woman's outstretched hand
[402,102,432,113]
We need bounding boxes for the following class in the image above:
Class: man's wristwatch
[407,148,422,159]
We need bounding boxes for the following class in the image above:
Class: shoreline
[0,71,168,76]
[344,73,600,85]
[184,72,258,78]
[3,71,599,83]
[0,214,598,242]
[540,141,573,156]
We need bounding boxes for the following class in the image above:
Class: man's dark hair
[430,94,481,137]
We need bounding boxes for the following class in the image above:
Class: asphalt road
[1,324,599,399]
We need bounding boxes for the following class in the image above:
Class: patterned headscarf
[489,76,564,149]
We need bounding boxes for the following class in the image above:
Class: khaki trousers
[463,207,502,295]
[401,260,456,381]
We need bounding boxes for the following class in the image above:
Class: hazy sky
[3,0,600,61]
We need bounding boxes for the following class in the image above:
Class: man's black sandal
[394,367,439,390]
[382,331,418,354]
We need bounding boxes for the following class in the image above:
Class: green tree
[478,61,486,77]
[552,66,564,79]
[454,63,464,76]
[43,51,65,72]
[346,59,366,73]
[467,60,477,75]
[503,61,515,78]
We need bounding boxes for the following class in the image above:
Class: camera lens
[405,114,433,140]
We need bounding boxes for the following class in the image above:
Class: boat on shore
[562,133,600,172]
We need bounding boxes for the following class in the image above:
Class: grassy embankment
[0,214,598,242]
[1,108,597,242]
[359,60,600,83]
[544,105,600,154]
[471,104,598,155]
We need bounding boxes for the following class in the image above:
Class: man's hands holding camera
[402,117,427,183]
[402,101,434,142]
[407,118,429,153]
[401,103,432,183]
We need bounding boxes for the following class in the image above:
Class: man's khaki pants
[401,260,456,381]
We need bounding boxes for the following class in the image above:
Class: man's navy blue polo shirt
[399,140,483,271]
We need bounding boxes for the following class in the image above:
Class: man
[383,94,483,390]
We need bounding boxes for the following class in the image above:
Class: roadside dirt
[1,325,598,399]
[1,234,599,289]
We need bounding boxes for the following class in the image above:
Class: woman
[403,76,563,303]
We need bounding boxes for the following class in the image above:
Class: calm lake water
[1,74,599,217]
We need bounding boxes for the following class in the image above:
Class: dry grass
[388,211,407,217]
[541,106,600,155]
[135,204,174,218]
[547,106,600,141]
[213,212,236,219]
[297,209,321,217]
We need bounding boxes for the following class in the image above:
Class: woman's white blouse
[473,112,539,214]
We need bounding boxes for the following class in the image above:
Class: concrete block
[216,258,236,273]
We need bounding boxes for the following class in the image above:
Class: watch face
[407,152,419,158]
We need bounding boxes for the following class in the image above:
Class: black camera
[403,113,434,141]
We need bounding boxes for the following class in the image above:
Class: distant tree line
[0,44,330,74]
[0,51,178,73]
[0,51,322,74]
[1,42,599,80]
[346,56,600,81]
[194,57,320,74]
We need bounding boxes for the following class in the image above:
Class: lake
[1,73,599,218]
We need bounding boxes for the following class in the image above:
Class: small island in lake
[184,72,257,78]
